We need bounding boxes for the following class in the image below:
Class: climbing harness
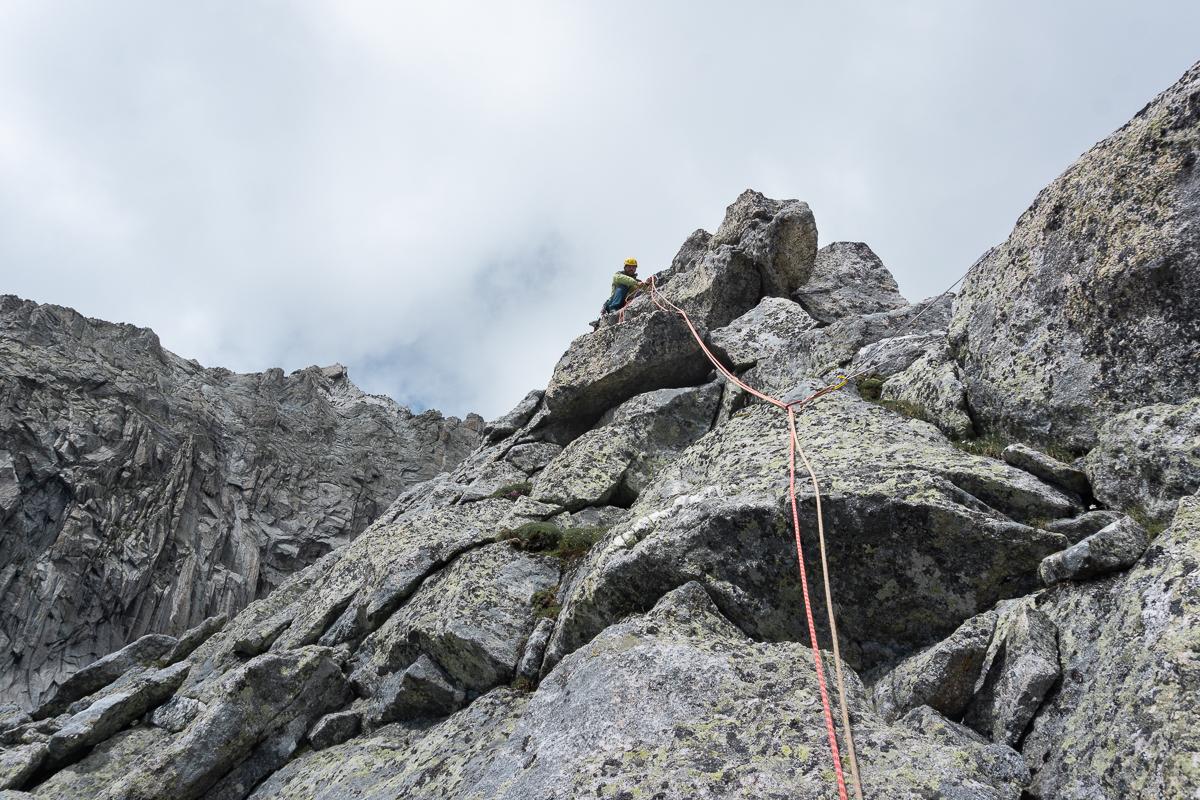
[645,275,863,800]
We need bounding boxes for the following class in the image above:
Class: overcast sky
[2,2,1197,419]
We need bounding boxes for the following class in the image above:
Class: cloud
[1,1,1198,418]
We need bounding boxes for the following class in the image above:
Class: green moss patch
[490,481,532,500]
[506,522,608,562]
[531,586,562,620]
[856,375,885,402]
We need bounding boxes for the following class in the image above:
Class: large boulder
[1037,515,1149,586]
[541,309,711,424]
[794,242,909,323]
[1084,399,1200,522]
[709,189,820,297]
[531,382,722,510]
[949,62,1200,450]
[42,662,189,770]
[105,647,350,800]
[1017,493,1200,798]
[872,612,997,722]
[1001,444,1090,501]
[708,296,818,369]
[32,634,177,719]
[915,493,1200,798]
[248,583,1028,800]
[963,603,1060,748]
[543,190,818,424]
[776,296,954,392]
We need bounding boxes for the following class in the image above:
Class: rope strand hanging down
[644,275,862,800]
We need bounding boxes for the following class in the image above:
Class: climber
[602,258,644,314]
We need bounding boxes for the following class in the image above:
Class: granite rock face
[0,295,483,710]
[949,62,1200,450]
[1084,398,1200,522]
[873,492,1200,798]
[250,584,1027,800]
[543,388,1074,676]
[794,241,909,323]
[1037,515,1149,585]
[881,339,976,439]
[543,189,818,424]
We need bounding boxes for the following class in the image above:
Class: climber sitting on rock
[600,257,645,315]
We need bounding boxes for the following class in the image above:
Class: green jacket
[612,272,640,289]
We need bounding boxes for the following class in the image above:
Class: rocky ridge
[1,61,1199,800]
[0,297,483,711]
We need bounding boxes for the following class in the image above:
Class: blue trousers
[603,285,630,313]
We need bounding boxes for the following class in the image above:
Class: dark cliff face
[0,295,483,710]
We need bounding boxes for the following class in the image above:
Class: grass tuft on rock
[531,586,561,620]
[856,375,885,402]
[856,375,927,424]
[507,521,562,551]
[555,526,607,560]
[1125,505,1170,538]
[951,433,1009,460]
[506,522,608,562]
[490,481,533,501]
[876,398,925,421]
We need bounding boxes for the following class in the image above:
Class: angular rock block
[1038,516,1150,585]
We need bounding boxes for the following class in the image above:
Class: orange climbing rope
[645,275,862,800]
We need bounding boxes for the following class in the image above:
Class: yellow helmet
[624,258,638,267]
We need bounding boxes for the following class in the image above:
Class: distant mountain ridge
[0,295,483,710]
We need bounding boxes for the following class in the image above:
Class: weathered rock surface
[545,387,1073,675]
[710,189,820,297]
[5,62,1200,796]
[43,662,188,769]
[1038,515,1149,585]
[482,390,542,442]
[873,612,997,722]
[0,744,45,791]
[348,541,558,698]
[305,711,360,751]
[1042,509,1124,543]
[1002,443,1090,500]
[949,62,1200,450]
[775,295,954,392]
[541,309,710,425]
[0,295,482,711]
[963,604,1060,748]
[902,492,1200,797]
[795,241,909,323]
[848,331,945,380]
[364,654,464,727]
[531,382,721,510]
[250,583,1027,799]
[110,646,349,800]
[709,295,818,368]
[899,706,1031,790]
[1084,398,1200,522]
[881,339,976,439]
[32,634,176,719]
